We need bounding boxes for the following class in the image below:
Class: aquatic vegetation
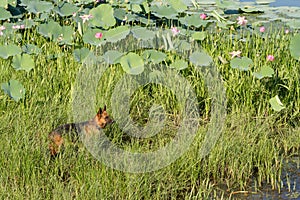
[269,95,285,111]
[0,0,299,199]
[1,79,25,102]
[290,34,300,60]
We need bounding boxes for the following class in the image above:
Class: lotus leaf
[89,4,116,29]
[120,53,144,75]
[230,57,253,71]
[1,79,25,102]
[269,95,285,111]
[12,54,35,72]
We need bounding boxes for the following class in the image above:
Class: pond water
[234,157,300,200]
[240,0,300,7]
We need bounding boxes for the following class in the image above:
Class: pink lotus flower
[267,55,274,61]
[259,26,265,33]
[171,26,180,36]
[0,26,5,36]
[229,50,242,58]
[237,16,248,26]
[200,13,207,20]
[12,24,25,30]
[12,25,20,29]
[95,32,103,39]
[80,14,93,23]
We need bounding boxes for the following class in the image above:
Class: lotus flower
[171,27,180,36]
[237,16,248,26]
[267,55,274,61]
[229,50,242,58]
[259,26,265,33]
[95,32,103,39]
[80,14,93,23]
[200,13,207,20]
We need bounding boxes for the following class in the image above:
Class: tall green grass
[0,27,299,199]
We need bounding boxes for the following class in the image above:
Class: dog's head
[95,105,114,128]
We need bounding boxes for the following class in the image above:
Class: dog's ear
[103,105,106,111]
[97,107,103,116]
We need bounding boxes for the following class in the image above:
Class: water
[234,157,300,200]
[240,0,300,7]
[270,0,300,7]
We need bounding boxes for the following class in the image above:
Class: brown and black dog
[48,106,113,156]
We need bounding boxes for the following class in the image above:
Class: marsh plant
[0,0,299,199]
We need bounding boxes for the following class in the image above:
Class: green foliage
[89,4,116,29]
[83,28,105,46]
[169,59,188,70]
[12,54,35,72]
[0,1,7,8]
[1,79,25,101]
[105,26,130,43]
[142,50,166,64]
[191,31,207,41]
[73,47,90,63]
[150,5,178,19]
[290,34,300,61]
[0,7,12,20]
[239,6,264,13]
[22,44,42,55]
[174,40,191,51]
[269,95,285,111]
[253,66,274,79]
[0,1,299,199]
[0,44,22,59]
[130,3,143,13]
[114,8,126,21]
[230,57,253,71]
[75,0,95,5]
[189,51,213,67]
[179,14,209,28]
[38,21,73,44]
[24,0,54,14]
[167,0,187,12]
[53,2,79,17]
[286,19,300,29]
[103,50,123,64]
[131,27,155,41]
[120,52,144,75]
[216,0,240,9]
